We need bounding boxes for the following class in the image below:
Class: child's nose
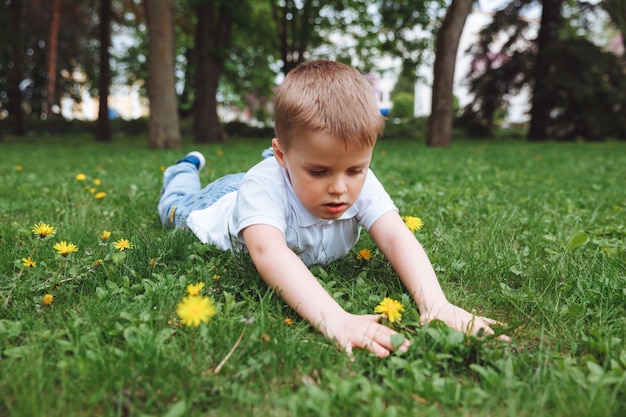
[328,176,347,194]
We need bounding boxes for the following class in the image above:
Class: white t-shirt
[186,157,397,266]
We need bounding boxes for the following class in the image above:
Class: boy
[159,60,504,357]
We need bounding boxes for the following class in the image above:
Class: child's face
[272,133,374,220]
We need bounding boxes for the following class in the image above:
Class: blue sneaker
[177,151,206,171]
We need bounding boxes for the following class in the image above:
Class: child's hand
[420,302,510,341]
[323,312,412,358]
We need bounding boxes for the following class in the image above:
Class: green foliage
[382,117,427,141]
[539,38,626,140]
[390,92,414,119]
[10,117,275,139]
[1,137,626,416]
[465,0,626,141]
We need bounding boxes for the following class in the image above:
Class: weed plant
[0,136,624,416]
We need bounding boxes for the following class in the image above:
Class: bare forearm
[242,226,346,334]
[370,212,448,313]
[254,250,346,328]
[388,233,448,311]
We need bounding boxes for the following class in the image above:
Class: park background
[1,0,625,416]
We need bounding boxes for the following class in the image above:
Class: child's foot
[177,151,206,171]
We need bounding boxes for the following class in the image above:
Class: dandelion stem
[190,330,197,368]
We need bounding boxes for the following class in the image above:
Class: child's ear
[272,138,287,168]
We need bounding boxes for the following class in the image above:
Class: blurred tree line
[0,0,624,148]
[463,0,626,141]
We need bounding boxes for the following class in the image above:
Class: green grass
[1,135,625,417]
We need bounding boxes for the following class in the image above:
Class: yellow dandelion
[160,166,166,172]
[186,282,205,296]
[53,241,78,257]
[32,223,56,239]
[176,295,216,327]
[75,173,87,181]
[100,230,111,242]
[148,258,157,268]
[403,216,424,232]
[94,191,106,199]
[89,187,97,194]
[283,317,293,326]
[356,248,373,261]
[374,297,405,324]
[16,165,23,172]
[213,274,221,281]
[92,259,104,267]
[216,149,223,156]
[113,239,133,251]
[42,294,54,306]
[22,257,36,268]
[93,178,101,185]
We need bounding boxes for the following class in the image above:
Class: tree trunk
[96,0,111,142]
[426,0,472,147]
[8,0,25,136]
[45,0,61,118]
[528,0,563,141]
[193,2,235,144]
[144,0,181,149]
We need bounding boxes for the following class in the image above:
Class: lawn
[1,135,625,416]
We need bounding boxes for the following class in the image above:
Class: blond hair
[274,60,385,150]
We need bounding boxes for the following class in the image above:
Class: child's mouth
[325,202,346,214]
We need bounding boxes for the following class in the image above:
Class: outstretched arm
[369,211,506,338]
[242,223,411,357]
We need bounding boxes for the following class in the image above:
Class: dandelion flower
[16,165,23,172]
[32,223,56,239]
[92,259,104,267]
[356,248,373,261]
[100,230,111,242]
[94,191,106,199]
[75,173,87,181]
[213,274,221,281]
[53,241,78,257]
[22,257,36,268]
[176,295,216,327]
[283,317,293,326]
[113,239,133,251]
[42,294,54,306]
[403,216,424,232]
[93,179,101,185]
[375,297,405,324]
[186,282,205,296]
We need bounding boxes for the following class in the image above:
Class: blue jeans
[158,163,245,228]
[158,147,273,228]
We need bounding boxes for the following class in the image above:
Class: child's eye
[309,170,326,176]
[348,169,364,175]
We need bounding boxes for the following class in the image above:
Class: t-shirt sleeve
[232,165,289,238]
[356,169,398,230]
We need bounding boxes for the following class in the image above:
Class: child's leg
[158,161,203,228]
[159,160,245,229]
